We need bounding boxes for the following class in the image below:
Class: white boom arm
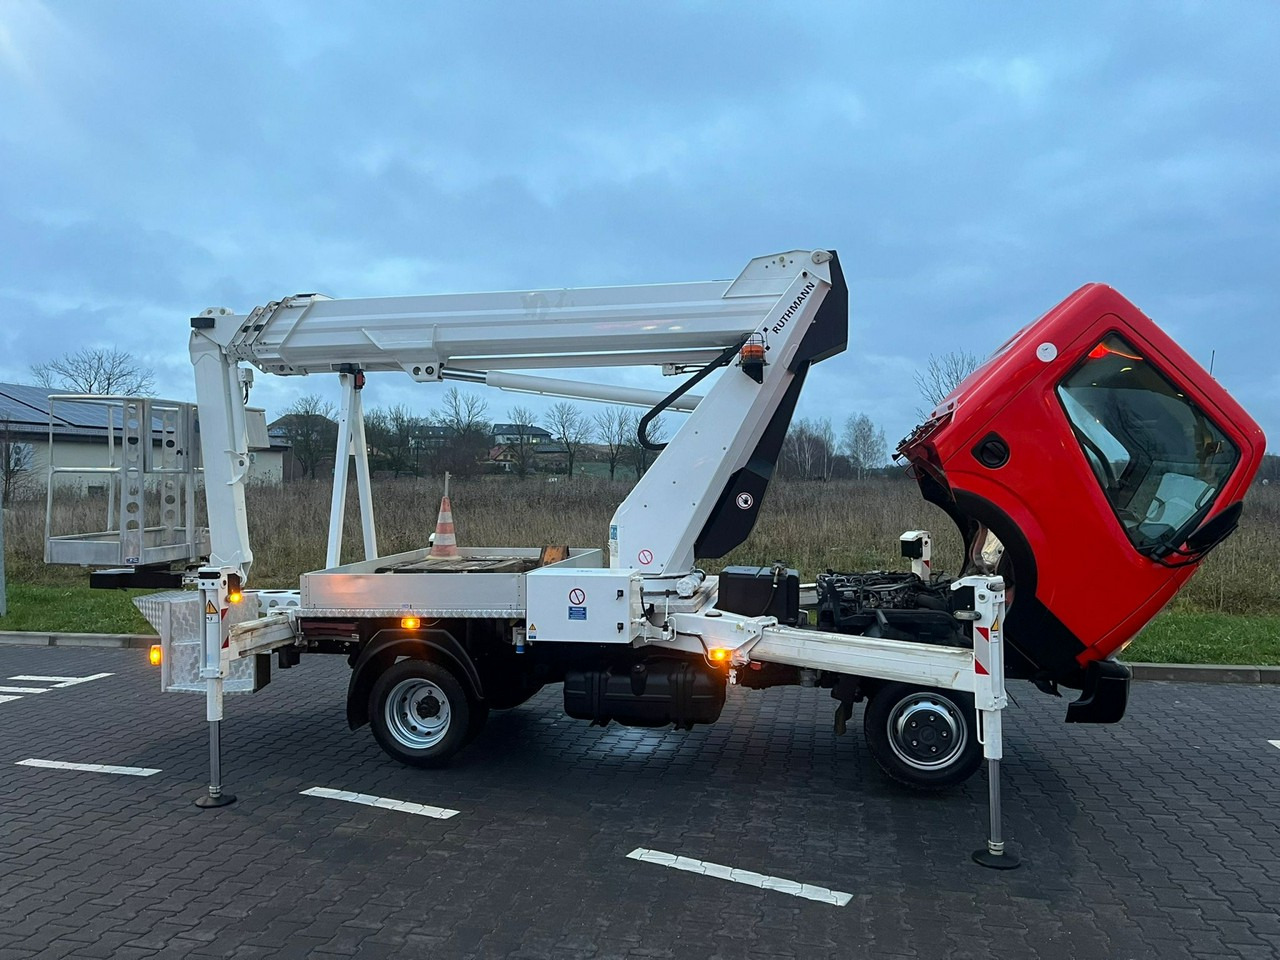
[189,249,847,583]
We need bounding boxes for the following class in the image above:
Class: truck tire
[863,682,981,790]
[369,659,472,768]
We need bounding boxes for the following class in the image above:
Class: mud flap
[1065,659,1131,724]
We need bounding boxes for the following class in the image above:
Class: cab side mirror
[1185,500,1243,555]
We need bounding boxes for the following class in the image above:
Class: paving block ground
[1,646,1279,959]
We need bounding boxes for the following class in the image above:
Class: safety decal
[638,549,653,565]
[568,588,586,605]
[735,492,754,510]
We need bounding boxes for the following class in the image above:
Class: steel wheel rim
[886,692,966,771]
[386,678,452,749]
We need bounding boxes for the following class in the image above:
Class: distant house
[491,423,552,446]
[0,381,287,489]
[487,445,518,470]
[268,413,336,481]
[412,424,456,448]
[532,441,570,471]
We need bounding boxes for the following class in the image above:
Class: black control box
[717,566,800,625]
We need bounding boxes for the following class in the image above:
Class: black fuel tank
[563,659,725,730]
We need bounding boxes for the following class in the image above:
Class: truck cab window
[1056,333,1238,557]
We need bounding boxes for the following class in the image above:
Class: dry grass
[5,478,1277,615]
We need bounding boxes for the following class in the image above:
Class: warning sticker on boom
[568,607,587,621]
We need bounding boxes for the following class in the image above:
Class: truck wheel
[369,659,472,768]
[863,682,981,790]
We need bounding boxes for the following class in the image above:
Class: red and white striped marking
[973,627,990,675]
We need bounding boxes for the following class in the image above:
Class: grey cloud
[0,0,1275,450]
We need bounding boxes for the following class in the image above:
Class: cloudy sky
[1,1,1276,447]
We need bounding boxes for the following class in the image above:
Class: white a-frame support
[326,371,378,568]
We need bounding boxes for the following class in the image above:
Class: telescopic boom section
[189,250,848,582]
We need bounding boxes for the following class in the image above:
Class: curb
[1126,662,1280,684]
[0,631,1277,683]
[0,631,154,650]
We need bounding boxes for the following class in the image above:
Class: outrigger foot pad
[972,847,1020,870]
[194,792,237,808]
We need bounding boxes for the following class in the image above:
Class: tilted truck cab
[898,284,1267,718]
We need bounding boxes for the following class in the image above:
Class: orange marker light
[401,616,422,630]
[149,644,162,666]
[228,590,244,604]
[708,647,730,662]
[739,335,767,383]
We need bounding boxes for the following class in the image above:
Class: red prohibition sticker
[638,549,654,565]
[568,588,586,605]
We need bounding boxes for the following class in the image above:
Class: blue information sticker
[568,606,587,621]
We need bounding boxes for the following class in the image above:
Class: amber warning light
[740,335,766,383]
[401,616,422,630]
[149,644,162,667]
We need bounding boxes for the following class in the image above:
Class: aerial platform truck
[45,249,1265,868]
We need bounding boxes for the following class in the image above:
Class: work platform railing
[43,395,208,568]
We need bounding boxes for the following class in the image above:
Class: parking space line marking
[0,696,21,705]
[626,848,852,906]
[8,673,113,687]
[300,787,460,819]
[0,686,48,694]
[17,759,160,776]
[1269,740,1280,750]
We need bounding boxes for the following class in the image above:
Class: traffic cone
[429,493,459,558]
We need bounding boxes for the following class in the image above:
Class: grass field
[3,477,1277,663]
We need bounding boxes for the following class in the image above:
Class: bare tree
[433,387,490,477]
[438,387,489,435]
[594,406,631,480]
[365,404,422,478]
[0,419,34,502]
[278,395,337,479]
[506,405,540,478]
[914,350,982,413]
[32,347,156,396]
[816,417,836,481]
[622,410,666,478]
[781,418,833,480]
[842,412,887,480]
[547,401,591,478]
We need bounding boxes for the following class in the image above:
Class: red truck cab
[898,284,1266,722]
